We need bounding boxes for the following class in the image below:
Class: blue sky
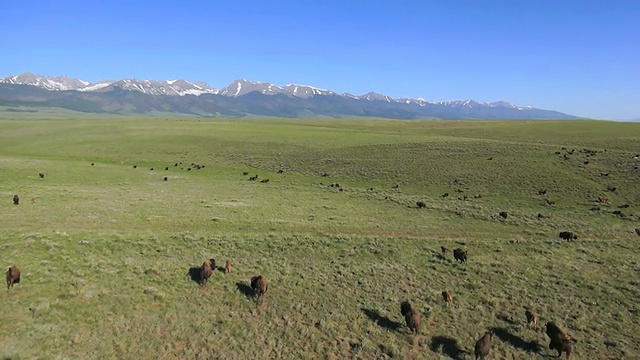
[1,0,638,120]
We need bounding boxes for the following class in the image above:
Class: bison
[13,195,19,205]
[400,300,421,335]
[538,189,547,195]
[525,310,538,329]
[38,172,45,178]
[559,231,578,241]
[474,331,493,360]
[499,211,508,219]
[200,259,213,286]
[453,248,467,263]
[225,260,232,274]
[6,266,20,290]
[416,201,426,209]
[250,275,268,304]
[440,246,447,255]
[442,291,453,306]
[635,228,640,236]
[545,321,575,359]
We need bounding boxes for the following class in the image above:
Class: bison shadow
[236,282,255,299]
[360,308,403,332]
[217,266,227,273]
[187,267,202,285]
[491,327,542,353]
[429,335,466,360]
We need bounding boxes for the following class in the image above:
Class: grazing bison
[474,331,493,360]
[400,300,421,335]
[546,198,556,206]
[165,167,169,171]
[499,211,508,219]
[441,246,447,255]
[442,291,453,306]
[133,165,138,169]
[416,201,426,209]
[277,169,284,174]
[243,171,249,176]
[559,231,578,241]
[546,322,575,359]
[250,275,268,304]
[260,179,270,183]
[600,172,609,177]
[453,248,467,263]
[597,195,608,203]
[6,266,20,290]
[91,163,95,166]
[538,189,547,195]
[441,192,449,198]
[200,259,213,286]
[525,310,538,329]
[163,177,168,181]
[38,172,45,178]
[225,260,232,273]
[13,195,19,205]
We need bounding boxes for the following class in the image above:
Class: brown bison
[416,201,426,208]
[200,259,213,286]
[6,266,20,290]
[474,331,493,359]
[546,322,575,359]
[250,275,268,304]
[635,228,640,236]
[442,291,453,306]
[597,195,608,203]
[525,310,538,329]
[400,300,421,335]
[12,195,19,205]
[440,246,447,255]
[559,231,578,241]
[453,248,467,263]
[225,260,232,274]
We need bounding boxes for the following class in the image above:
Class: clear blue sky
[1,0,638,120]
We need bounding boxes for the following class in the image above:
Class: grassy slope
[0,117,639,359]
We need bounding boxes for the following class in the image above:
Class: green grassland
[0,117,639,359]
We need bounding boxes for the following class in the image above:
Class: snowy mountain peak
[0,72,543,113]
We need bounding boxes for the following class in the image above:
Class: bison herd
[398,246,578,359]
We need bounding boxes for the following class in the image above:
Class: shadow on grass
[491,327,542,353]
[429,335,466,360]
[361,308,403,332]
[217,266,227,274]
[187,267,202,285]
[236,282,255,299]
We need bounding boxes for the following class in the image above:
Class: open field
[1,117,639,359]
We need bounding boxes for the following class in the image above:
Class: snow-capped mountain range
[1,72,533,110]
[0,72,579,119]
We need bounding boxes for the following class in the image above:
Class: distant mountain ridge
[0,72,581,119]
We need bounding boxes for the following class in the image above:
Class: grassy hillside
[1,117,639,359]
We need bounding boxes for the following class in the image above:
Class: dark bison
[635,228,640,236]
[416,201,426,208]
[260,179,270,183]
[538,189,547,195]
[440,246,447,255]
[400,300,421,335]
[525,309,538,329]
[499,211,508,219]
[38,172,45,178]
[277,169,284,174]
[6,266,20,290]
[250,275,268,304]
[453,248,467,263]
[546,322,575,359]
[442,291,453,306]
[200,259,213,286]
[12,195,19,205]
[474,331,493,359]
[163,177,168,181]
[559,231,578,241]
[243,171,249,176]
